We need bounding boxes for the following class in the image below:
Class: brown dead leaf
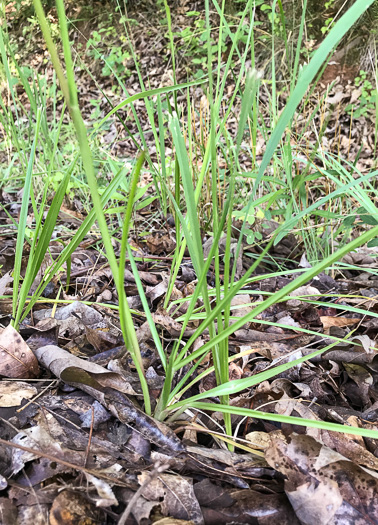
[0,325,39,379]
[50,490,100,525]
[84,325,119,353]
[320,316,360,329]
[146,233,176,254]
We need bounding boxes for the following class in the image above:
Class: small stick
[84,405,95,469]
[17,380,58,413]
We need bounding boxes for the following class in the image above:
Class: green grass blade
[12,108,42,321]
[189,402,378,439]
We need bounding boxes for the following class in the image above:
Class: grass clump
[1,0,378,445]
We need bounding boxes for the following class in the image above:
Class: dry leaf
[138,472,203,524]
[50,491,100,525]
[265,433,378,524]
[0,325,39,379]
[320,316,360,329]
[0,271,13,295]
[34,345,185,454]
[0,381,37,407]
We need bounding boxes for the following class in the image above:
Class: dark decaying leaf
[193,478,300,524]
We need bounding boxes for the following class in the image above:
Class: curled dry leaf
[0,325,39,379]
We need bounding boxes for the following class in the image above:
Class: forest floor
[1,1,378,524]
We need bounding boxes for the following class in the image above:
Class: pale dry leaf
[85,473,118,508]
[0,271,13,295]
[320,316,360,329]
[286,478,342,525]
[0,381,37,407]
[230,294,253,329]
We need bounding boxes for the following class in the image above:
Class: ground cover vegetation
[0,0,378,522]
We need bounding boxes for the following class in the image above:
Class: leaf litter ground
[1,200,378,523]
[2,1,378,524]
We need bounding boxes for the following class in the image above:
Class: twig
[84,405,95,469]
[17,380,58,413]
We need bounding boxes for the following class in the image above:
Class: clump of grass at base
[8,0,378,445]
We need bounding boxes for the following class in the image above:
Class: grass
[1,0,378,444]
